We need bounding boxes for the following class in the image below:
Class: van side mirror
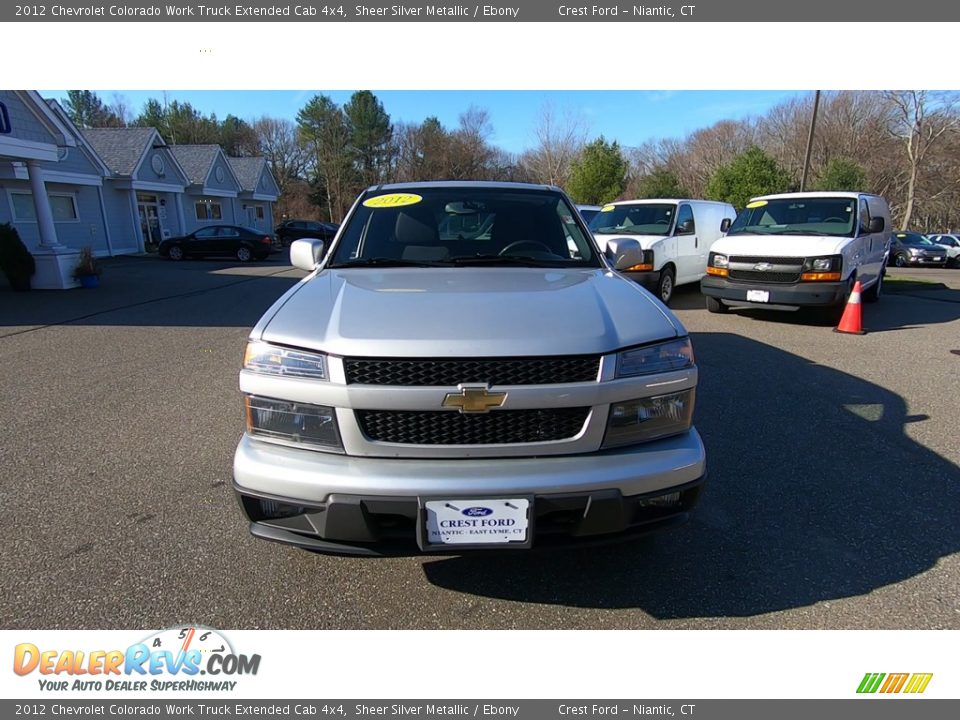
[606,237,643,271]
[290,238,325,272]
[720,218,732,233]
[676,219,695,235]
[868,217,885,233]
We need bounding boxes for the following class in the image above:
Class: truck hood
[260,267,682,357]
[592,233,668,252]
[712,233,848,257]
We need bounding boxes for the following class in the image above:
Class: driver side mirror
[290,238,325,272]
[676,219,695,235]
[720,218,732,233]
[868,217,885,233]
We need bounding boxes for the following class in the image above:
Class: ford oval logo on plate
[462,506,494,517]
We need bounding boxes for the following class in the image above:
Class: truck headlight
[245,395,343,452]
[909,247,921,256]
[801,255,842,281]
[244,341,327,379]
[617,338,694,378]
[601,389,695,448]
[706,252,728,276]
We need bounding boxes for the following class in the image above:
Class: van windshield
[328,187,601,268]
[727,197,856,237]
[588,203,676,235]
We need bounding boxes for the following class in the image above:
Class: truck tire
[705,296,727,314]
[862,271,883,303]
[657,266,675,305]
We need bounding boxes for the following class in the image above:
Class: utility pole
[800,90,821,192]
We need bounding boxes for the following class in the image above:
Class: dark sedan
[159,225,278,262]
[888,231,948,267]
[274,219,338,246]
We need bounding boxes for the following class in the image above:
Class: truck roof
[609,198,733,206]
[368,180,561,193]
[752,191,873,201]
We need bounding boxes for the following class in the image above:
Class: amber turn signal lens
[706,267,729,276]
[800,272,842,281]
[625,263,654,272]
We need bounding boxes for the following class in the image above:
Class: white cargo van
[588,199,737,305]
[700,192,890,317]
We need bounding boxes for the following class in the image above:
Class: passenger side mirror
[868,217,885,233]
[290,238,325,272]
[720,218,732,233]
[676,219,695,235]
[606,237,643,271]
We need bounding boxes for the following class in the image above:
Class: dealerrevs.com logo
[857,673,933,694]
[13,627,261,692]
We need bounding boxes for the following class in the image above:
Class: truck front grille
[356,408,590,445]
[344,356,600,386]
[727,270,801,283]
[727,256,804,284]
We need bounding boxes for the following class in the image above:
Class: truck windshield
[328,187,601,268]
[727,197,857,237]
[588,203,676,235]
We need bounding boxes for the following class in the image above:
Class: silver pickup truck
[233,181,706,555]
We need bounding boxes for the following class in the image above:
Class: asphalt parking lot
[1,258,958,629]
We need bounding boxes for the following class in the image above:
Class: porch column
[26,160,79,289]
[26,160,63,249]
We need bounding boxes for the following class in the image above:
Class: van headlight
[243,341,327,379]
[616,338,694,378]
[245,395,343,452]
[601,389,695,448]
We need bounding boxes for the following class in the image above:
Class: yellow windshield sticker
[746,200,768,209]
[363,193,423,209]
[601,204,616,212]
[896,233,907,237]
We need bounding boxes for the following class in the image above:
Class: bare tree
[882,90,960,228]
[252,117,307,197]
[521,102,588,187]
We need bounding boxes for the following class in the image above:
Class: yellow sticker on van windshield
[363,193,423,208]
[746,200,768,209]
[601,204,616,212]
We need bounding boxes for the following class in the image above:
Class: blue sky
[48,90,806,154]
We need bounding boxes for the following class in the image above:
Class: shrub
[0,223,36,291]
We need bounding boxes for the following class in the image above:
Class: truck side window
[675,204,695,235]
[859,199,871,234]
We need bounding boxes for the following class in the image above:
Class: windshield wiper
[448,254,553,266]
[726,229,769,235]
[777,229,837,236]
[332,257,448,268]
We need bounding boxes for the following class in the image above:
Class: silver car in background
[233,182,706,555]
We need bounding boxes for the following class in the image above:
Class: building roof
[168,144,223,186]
[226,156,267,192]
[82,127,158,176]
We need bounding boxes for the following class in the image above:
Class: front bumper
[621,270,660,291]
[233,429,706,555]
[701,276,848,307]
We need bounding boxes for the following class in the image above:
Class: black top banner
[5,0,960,22]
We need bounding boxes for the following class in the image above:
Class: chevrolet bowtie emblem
[442,386,507,413]
[754,262,774,271]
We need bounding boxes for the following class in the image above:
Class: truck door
[673,203,700,284]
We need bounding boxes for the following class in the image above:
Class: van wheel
[863,271,882,303]
[657,267,675,305]
[705,296,727,314]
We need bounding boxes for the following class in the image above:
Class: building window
[10,191,79,222]
[195,200,222,220]
[256,206,265,220]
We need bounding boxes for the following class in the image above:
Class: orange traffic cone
[834,280,866,335]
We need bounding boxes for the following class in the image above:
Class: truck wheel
[657,267,675,305]
[863,271,882,303]
[705,296,727,314]
[894,253,907,267]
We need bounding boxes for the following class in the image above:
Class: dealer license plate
[932,256,943,261]
[746,290,770,303]
[424,498,530,546]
